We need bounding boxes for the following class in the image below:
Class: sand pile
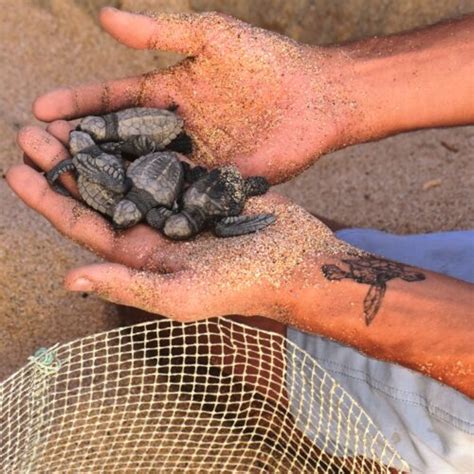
[1,0,473,380]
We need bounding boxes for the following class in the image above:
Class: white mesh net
[1,318,409,473]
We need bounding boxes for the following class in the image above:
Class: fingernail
[69,277,93,292]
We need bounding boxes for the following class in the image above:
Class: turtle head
[78,116,107,141]
[244,176,270,197]
[163,208,206,240]
[112,199,143,228]
[163,213,195,240]
[69,131,95,155]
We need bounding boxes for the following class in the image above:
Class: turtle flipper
[167,131,193,155]
[119,135,158,157]
[244,176,270,196]
[99,142,123,156]
[214,214,276,237]
[321,264,347,281]
[181,161,208,183]
[146,206,174,230]
[45,159,75,196]
[363,284,386,326]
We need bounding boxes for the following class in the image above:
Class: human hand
[32,7,352,183]
[8,125,350,322]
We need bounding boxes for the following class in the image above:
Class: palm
[33,8,342,183]
[8,124,343,321]
[9,8,347,320]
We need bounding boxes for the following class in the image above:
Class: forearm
[333,15,474,144]
[283,254,474,397]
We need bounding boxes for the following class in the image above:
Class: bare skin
[32,9,474,182]
[31,8,351,183]
[9,125,349,320]
[7,126,474,397]
[8,10,474,397]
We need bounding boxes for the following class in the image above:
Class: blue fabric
[287,229,474,473]
[335,229,474,284]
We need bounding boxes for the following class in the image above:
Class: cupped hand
[33,7,351,183]
[8,125,350,322]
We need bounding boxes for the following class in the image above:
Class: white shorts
[287,229,474,473]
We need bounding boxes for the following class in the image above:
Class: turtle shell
[80,108,183,148]
[117,108,182,146]
[73,152,128,194]
[126,151,184,208]
[77,176,124,216]
[182,166,247,218]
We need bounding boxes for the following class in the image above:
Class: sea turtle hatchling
[46,131,130,216]
[112,151,185,229]
[78,107,192,157]
[162,166,276,240]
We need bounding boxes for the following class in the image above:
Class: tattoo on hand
[322,256,426,326]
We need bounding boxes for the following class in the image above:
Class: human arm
[337,14,474,145]
[284,253,474,398]
[7,127,474,398]
[32,9,474,183]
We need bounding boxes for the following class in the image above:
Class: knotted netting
[1,318,408,473]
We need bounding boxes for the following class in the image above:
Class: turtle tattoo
[162,165,276,240]
[46,131,130,216]
[112,151,184,228]
[78,107,192,157]
[322,256,426,325]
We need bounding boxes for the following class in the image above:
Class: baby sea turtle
[162,166,276,240]
[78,107,192,157]
[112,151,184,228]
[46,131,130,216]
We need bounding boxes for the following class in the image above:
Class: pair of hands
[7,8,352,322]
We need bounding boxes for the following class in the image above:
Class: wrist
[331,17,474,145]
[282,253,363,333]
[282,251,474,396]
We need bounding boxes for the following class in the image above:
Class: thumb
[65,263,232,322]
[99,7,208,56]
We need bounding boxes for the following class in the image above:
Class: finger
[6,165,181,270]
[66,260,263,322]
[65,263,196,320]
[33,75,143,122]
[17,126,79,196]
[33,72,180,122]
[6,164,117,255]
[100,7,207,56]
[46,120,73,145]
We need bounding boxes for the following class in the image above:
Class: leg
[214,214,276,237]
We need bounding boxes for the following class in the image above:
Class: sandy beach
[1,0,473,379]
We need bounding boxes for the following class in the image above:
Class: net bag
[1,318,408,473]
